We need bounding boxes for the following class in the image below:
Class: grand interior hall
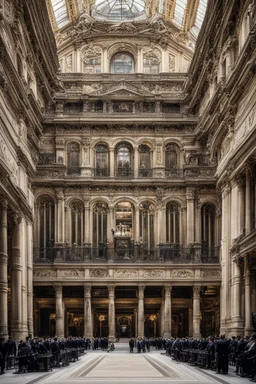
[0,0,256,382]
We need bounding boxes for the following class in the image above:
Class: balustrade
[33,245,220,264]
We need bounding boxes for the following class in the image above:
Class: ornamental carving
[170,269,194,278]
[114,269,138,278]
[33,269,56,278]
[59,269,84,278]
[142,269,165,278]
[200,269,221,278]
[90,268,108,277]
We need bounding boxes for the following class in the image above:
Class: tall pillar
[27,222,34,336]
[135,207,140,242]
[55,188,65,244]
[186,187,196,245]
[244,255,253,335]
[193,285,201,338]
[220,182,231,334]
[138,285,145,338]
[0,199,8,338]
[83,200,90,244]
[109,149,115,177]
[134,309,138,338]
[11,214,24,343]
[245,164,252,234]
[163,284,172,338]
[55,285,64,338]
[108,285,115,341]
[134,146,139,178]
[84,285,93,338]
[188,305,193,337]
[231,255,243,334]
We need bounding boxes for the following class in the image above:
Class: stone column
[83,200,90,244]
[11,214,24,343]
[245,164,252,234]
[188,305,193,337]
[27,222,34,336]
[55,285,64,338]
[193,285,201,338]
[55,188,65,244]
[138,285,145,338]
[231,255,243,334]
[186,187,196,245]
[134,146,139,178]
[108,285,115,341]
[134,309,138,338]
[109,149,115,177]
[244,255,253,335]
[135,207,140,242]
[0,199,8,338]
[84,285,93,338]
[163,284,172,338]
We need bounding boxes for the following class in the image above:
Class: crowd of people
[0,335,87,374]
[164,334,256,381]
[0,333,256,381]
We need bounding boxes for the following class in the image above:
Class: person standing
[215,334,230,374]
[129,339,134,353]
[0,337,7,375]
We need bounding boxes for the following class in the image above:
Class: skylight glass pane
[52,0,69,28]
[195,0,207,29]
[92,0,146,21]
[173,0,187,27]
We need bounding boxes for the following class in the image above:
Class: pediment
[88,82,153,97]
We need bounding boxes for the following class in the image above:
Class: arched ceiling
[46,0,208,39]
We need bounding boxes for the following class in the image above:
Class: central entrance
[116,316,132,338]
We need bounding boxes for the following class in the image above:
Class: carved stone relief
[114,269,138,278]
[90,268,108,277]
[59,269,84,278]
[142,269,165,277]
[200,269,221,278]
[170,269,194,278]
[33,269,56,278]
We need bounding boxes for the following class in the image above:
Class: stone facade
[0,0,255,341]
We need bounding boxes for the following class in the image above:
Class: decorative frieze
[170,269,194,278]
[90,268,108,277]
[200,269,221,278]
[114,269,138,278]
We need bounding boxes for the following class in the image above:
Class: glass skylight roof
[51,0,69,28]
[173,0,187,28]
[92,0,146,22]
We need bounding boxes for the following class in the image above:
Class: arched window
[93,203,108,246]
[165,143,179,169]
[166,203,180,244]
[201,204,215,251]
[111,52,134,74]
[38,196,55,248]
[70,201,84,246]
[139,201,154,248]
[139,144,151,177]
[116,143,133,177]
[95,144,109,176]
[115,202,133,237]
[67,142,80,175]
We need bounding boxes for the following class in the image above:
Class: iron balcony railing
[116,167,134,178]
[93,167,110,177]
[33,246,220,264]
[37,153,56,165]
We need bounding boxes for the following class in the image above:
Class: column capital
[138,284,145,298]
[55,187,64,200]
[108,284,115,296]
[164,284,172,295]
[186,187,196,201]
[0,198,8,210]
[84,285,91,297]
[193,285,201,297]
[54,285,63,295]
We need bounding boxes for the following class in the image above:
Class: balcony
[33,246,220,264]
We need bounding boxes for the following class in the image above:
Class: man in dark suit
[129,338,134,353]
[0,337,8,375]
[215,334,230,374]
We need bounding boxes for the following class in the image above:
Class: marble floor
[1,344,253,384]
